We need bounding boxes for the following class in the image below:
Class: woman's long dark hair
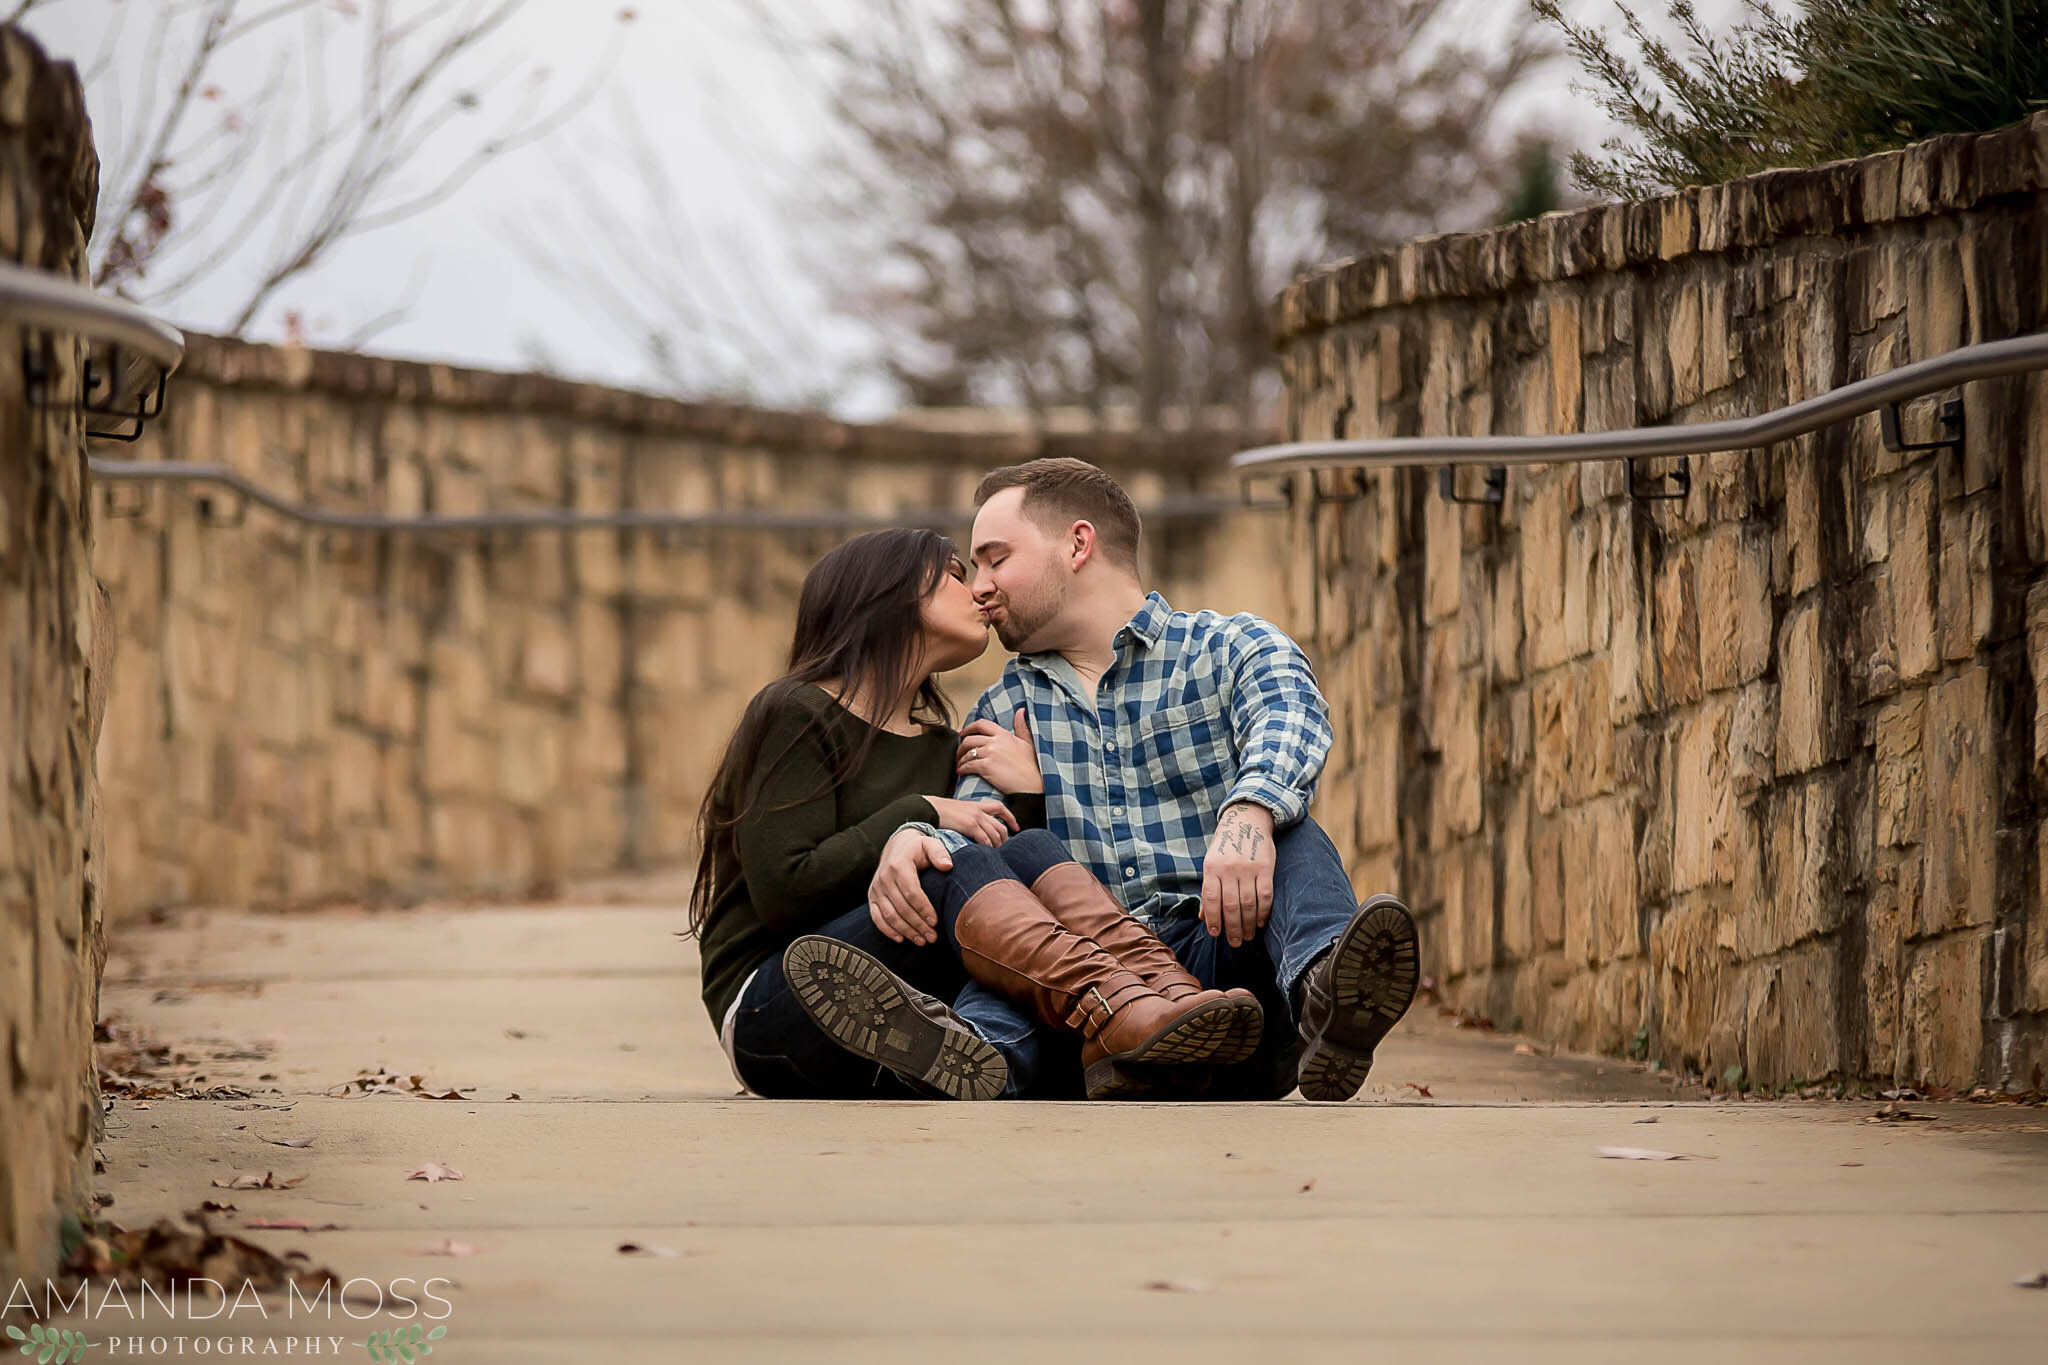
[686,528,961,938]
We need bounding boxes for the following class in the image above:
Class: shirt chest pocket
[1127,697,1235,804]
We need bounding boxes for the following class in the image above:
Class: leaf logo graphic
[5,1324,99,1363]
[362,1323,448,1361]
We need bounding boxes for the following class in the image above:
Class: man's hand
[869,827,951,946]
[1202,802,1276,948]
[956,708,1042,794]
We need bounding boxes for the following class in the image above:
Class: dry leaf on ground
[264,1137,314,1148]
[406,1162,465,1183]
[1142,1278,1210,1293]
[413,1239,481,1256]
[242,1217,339,1231]
[211,1171,306,1190]
[329,1068,477,1100]
[1595,1146,1689,1161]
[1402,1082,1434,1098]
[2014,1271,2048,1290]
[57,1209,338,1296]
[616,1243,679,1257]
[1869,1104,1937,1123]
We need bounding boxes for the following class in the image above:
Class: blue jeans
[946,818,1362,1100]
[725,900,1040,1099]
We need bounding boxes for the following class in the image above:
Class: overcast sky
[24,0,1747,418]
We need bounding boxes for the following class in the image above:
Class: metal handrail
[0,260,185,373]
[1230,331,2048,475]
[86,457,1271,533]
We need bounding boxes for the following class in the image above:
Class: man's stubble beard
[992,572,1065,653]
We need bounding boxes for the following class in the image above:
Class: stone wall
[0,25,109,1295]
[91,339,1288,921]
[1274,115,2048,1092]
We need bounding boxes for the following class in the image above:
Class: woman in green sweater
[689,528,1033,1100]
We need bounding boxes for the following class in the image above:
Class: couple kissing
[688,457,1420,1102]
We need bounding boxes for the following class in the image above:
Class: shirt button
[1105,741,1118,753]
[1112,805,1124,816]
[1124,866,1136,878]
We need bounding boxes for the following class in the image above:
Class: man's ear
[1069,520,1097,571]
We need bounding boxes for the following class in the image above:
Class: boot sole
[1297,896,1421,1102]
[1083,998,1246,1100]
[1089,996,1265,1100]
[783,936,1008,1102]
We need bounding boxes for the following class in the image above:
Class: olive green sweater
[697,684,957,1027]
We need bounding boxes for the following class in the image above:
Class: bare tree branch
[796,0,1554,427]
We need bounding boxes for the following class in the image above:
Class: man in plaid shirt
[865,458,1421,1101]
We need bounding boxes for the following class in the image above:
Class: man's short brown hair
[973,458,1141,569]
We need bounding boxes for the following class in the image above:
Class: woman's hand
[928,796,1020,846]
[955,709,1042,794]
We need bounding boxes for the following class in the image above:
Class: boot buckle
[1066,985,1118,1032]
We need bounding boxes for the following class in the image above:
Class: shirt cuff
[1221,775,1310,828]
[895,820,972,855]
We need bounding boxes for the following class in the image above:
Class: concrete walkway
[62,876,2048,1363]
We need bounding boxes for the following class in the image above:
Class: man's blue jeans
[948,817,1361,1100]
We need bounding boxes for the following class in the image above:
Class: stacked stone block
[90,340,1276,922]
[0,23,106,1297]
[1276,115,2048,1092]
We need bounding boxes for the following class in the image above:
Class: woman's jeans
[726,819,1358,1100]
[724,831,1070,1098]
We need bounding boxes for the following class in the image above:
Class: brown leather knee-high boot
[951,878,1239,1100]
[1028,861,1263,1066]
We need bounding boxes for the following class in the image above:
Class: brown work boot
[1028,861,1263,1063]
[1294,895,1421,1102]
[951,878,1240,1100]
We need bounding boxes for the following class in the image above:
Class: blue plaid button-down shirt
[909,592,1334,922]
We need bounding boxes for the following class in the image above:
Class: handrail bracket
[1627,457,1691,502]
[1438,465,1507,505]
[1881,396,1964,457]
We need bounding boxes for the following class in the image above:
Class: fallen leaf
[1594,1146,1689,1161]
[1298,1179,1316,1193]
[1402,1082,1433,1098]
[406,1162,465,1183]
[56,1209,339,1297]
[1869,1103,1936,1123]
[211,1171,306,1190]
[198,1200,238,1212]
[1840,1162,1864,1168]
[327,1068,476,1100]
[1514,1043,1541,1057]
[264,1137,315,1148]
[1141,1278,1209,1293]
[2015,1271,2048,1289]
[616,1242,679,1258]
[413,1239,479,1257]
[1633,1117,1660,1124]
[242,1218,339,1231]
